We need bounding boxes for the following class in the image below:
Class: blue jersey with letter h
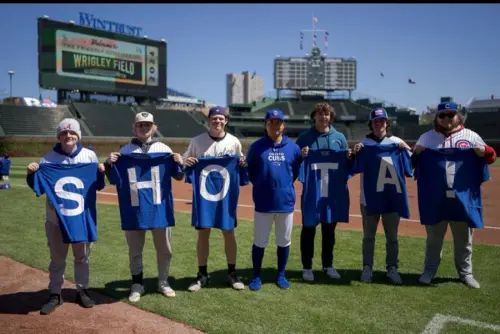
[110,153,180,230]
[353,144,413,218]
[299,149,351,226]
[415,148,489,228]
[185,155,249,230]
[32,163,104,243]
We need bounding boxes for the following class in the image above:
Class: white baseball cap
[135,112,154,124]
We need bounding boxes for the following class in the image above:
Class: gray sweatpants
[125,227,173,285]
[45,222,92,294]
[360,205,400,269]
[424,221,473,278]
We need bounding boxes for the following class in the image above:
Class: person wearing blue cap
[295,102,351,282]
[412,101,497,289]
[352,108,411,285]
[183,105,247,292]
[245,108,302,291]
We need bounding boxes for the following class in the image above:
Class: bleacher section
[0,105,88,136]
[465,112,500,140]
[141,107,208,138]
[72,103,136,137]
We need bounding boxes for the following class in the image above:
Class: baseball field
[1,154,500,334]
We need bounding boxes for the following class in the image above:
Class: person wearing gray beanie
[56,118,82,141]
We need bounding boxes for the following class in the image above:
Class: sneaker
[76,289,95,308]
[418,271,434,285]
[461,275,480,289]
[158,282,176,297]
[40,293,63,315]
[249,277,262,291]
[324,267,341,279]
[128,283,145,303]
[276,275,290,289]
[386,267,403,285]
[188,273,210,292]
[302,269,314,282]
[228,272,245,290]
[360,265,373,283]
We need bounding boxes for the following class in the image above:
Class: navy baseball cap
[208,106,228,118]
[437,102,458,113]
[265,109,285,121]
[369,108,388,121]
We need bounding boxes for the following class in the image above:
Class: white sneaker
[418,271,434,285]
[360,265,373,283]
[128,283,145,303]
[386,267,403,285]
[324,267,341,279]
[158,282,176,297]
[461,275,480,289]
[302,269,315,282]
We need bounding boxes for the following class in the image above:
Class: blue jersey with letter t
[185,155,249,230]
[299,149,351,226]
[110,153,179,230]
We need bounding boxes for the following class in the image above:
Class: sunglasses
[438,112,456,119]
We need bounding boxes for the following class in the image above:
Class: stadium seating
[141,108,208,138]
[465,112,500,140]
[0,105,88,136]
[72,103,136,137]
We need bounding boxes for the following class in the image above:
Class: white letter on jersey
[200,164,230,202]
[311,163,339,198]
[128,166,161,207]
[377,157,402,193]
[54,177,85,217]
[445,160,456,198]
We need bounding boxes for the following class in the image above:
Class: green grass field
[1,158,500,333]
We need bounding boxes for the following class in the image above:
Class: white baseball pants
[253,211,294,248]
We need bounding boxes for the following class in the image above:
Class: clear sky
[0,4,498,112]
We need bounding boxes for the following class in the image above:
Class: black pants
[300,222,337,270]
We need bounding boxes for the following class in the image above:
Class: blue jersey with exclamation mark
[414,148,490,228]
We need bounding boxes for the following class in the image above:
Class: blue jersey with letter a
[110,153,179,230]
[415,148,489,228]
[185,155,249,230]
[299,149,351,226]
[33,163,103,243]
[353,144,413,218]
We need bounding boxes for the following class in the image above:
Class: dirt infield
[96,166,500,246]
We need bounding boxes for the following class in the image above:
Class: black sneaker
[228,272,245,290]
[187,272,210,292]
[76,289,95,308]
[40,293,63,315]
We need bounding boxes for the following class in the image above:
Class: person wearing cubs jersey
[413,101,497,289]
[246,109,302,291]
[352,108,411,285]
[26,118,105,315]
[183,106,246,292]
[105,112,184,302]
[295,102,351,282]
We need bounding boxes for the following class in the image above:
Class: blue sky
[0,4,498,112]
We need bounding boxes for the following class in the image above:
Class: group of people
[25,101,496,316]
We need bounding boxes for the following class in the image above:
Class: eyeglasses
[438,112,456,119]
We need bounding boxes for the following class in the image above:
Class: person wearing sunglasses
[412,102,496,289]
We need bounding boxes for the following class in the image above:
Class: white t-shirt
[119,141,173,154]
[183,132,243,159]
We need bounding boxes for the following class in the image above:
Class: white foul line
[422,313,500,334]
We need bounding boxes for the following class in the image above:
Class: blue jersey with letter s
[110,153,179,230]
[299,149,351,226]
[185,155,249,230]
[414,148,489,228]
[353,144,413,218]
[33,163,103,243]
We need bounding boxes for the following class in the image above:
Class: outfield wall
[2,136,500,157]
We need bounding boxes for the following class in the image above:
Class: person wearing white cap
[105,111,184,302]
[26,118,105,315]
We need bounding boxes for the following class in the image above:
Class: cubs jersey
[416,127,486,149]
[414,148,490,228]
[33,163,101,243]
[299,149,351,226]
[185,155,249,230]
[353,144,413,218]
[110,153,180,230]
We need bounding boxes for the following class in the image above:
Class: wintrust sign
[79,12,143,37]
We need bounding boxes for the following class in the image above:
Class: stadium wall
[2,136,500,157]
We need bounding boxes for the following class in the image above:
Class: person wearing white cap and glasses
[26,118,105,315]
[105,111,184,302]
